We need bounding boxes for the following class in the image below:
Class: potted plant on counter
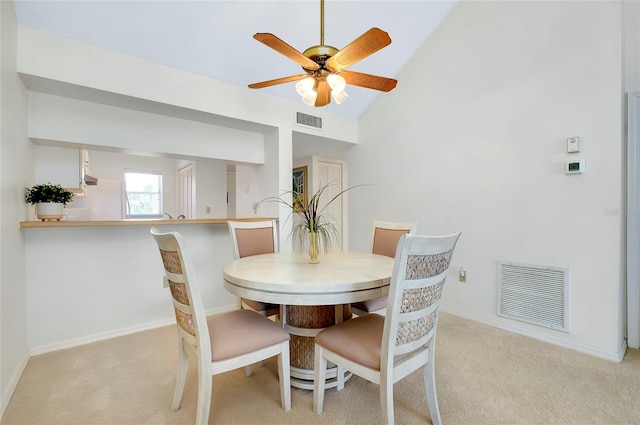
[25,183,75,221]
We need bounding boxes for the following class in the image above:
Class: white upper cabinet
[34,145,85,193]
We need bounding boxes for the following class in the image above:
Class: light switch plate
[567,137,581,153]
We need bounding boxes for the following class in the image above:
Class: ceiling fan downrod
[320,0,325,46]
[302,0,338,70]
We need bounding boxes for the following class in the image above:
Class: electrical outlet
[459,266,467,283]
[163,276,169,288]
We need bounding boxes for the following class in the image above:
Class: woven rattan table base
[286,304,352,389]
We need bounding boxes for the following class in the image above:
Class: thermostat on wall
[566,159,586,174]
[567,137,581,153]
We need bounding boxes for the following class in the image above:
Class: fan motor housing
[303,45,338,71]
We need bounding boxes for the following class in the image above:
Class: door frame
[627,92,640,348]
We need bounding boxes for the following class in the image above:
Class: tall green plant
[260,181,366,253]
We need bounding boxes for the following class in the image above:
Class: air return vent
[296,112,323,130]
[497,261,570,332]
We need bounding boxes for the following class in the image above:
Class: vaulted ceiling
[13,0,457,119]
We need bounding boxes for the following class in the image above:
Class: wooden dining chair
[227,220,281,318]
[227,219,283,376]
[151,227,291,425]
[314,231,461,425]
[351,220,418,317]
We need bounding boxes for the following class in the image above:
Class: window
[124,171,163,218]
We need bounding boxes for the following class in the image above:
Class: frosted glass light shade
[331,89,348,105]
[302,90,318,106]
[296,77,315,96]
[327,74,346,91]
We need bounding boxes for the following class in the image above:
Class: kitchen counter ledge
[20,217,276,229]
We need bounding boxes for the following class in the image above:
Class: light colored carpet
[2,313,639,425]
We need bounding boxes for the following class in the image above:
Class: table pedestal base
[290,366,353,390]
[285,304,352,390]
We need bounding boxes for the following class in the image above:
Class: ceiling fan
[248,0,398,107]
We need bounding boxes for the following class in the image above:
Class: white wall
[24,224,236,353]
[623,0,640,93]
[189,158,228,218]
[624,0,640,348]
[350,1,625,360]
[0,0,31,416]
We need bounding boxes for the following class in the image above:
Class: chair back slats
[151,227,211,361]
[383,232,461,362]
[158,248,197,338]
[159,249,183,274]
[395,298,440,351]
[167,278,190,306]
[404,251,454,280]
[399,279,445,313]
[174,306,197,338]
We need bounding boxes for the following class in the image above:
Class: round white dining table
[223,251,394,389]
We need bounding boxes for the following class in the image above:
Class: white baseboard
[1,351,30,420]
[29,304,236,356]
[441,307,627,363]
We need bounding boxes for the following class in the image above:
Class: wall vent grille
[296,112,323,129]
[497,261,570,332]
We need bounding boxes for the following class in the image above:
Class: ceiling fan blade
[325,28,392,73]
[248,74,309,89]
[341,70,397,92]
[315,80,331,107]
[253,33,320,70]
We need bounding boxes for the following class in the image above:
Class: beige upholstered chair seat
[240,298,276,313]
[315,313,384,370]
[351,296,388,316]
[209,309,289,361]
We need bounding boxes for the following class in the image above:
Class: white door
[314,158,347,250]
[177,164,195,218]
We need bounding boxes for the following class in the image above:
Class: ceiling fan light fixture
[327,74,346,91]
[331,89,348,105]
[295,77,316,96]
[302,89,318,106]
[249,0,397,107]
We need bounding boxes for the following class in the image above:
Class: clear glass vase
[308,231,320,264]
